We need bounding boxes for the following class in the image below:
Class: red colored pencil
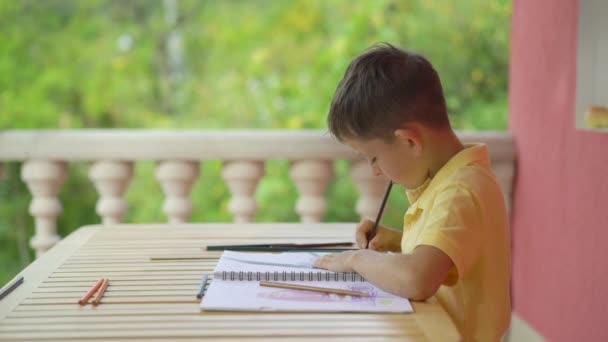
[78,278,104,305]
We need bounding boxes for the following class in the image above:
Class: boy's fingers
[313,255,334,269]
[355,231,368,249]
[368,239,377,251]
[368,239,386,252]
[355,219,375,249]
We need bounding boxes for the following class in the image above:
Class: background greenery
[0,0,511,286]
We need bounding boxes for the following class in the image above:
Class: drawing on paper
[258,283,400,306]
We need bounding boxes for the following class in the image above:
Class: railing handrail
[0,129,516,257]
[0,129,514,161]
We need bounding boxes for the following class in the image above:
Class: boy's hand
[356,218,402,252]
[312,250,359,273]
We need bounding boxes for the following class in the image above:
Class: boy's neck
[425,129,464,179]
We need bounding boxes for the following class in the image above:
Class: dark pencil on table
[205,242,355,251]
[259,281,369,297]
[196,274,209,299]
[78,278,104,305]
[367,180,393,244]
[203,247,358,253]
[0,276,24,300]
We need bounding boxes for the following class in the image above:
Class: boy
[313,43,511,341]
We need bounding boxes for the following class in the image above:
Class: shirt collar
[405,177,431,204]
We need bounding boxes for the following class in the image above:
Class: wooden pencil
[259,281,369,297]
[78,278,104,305]
[150,256,209,261]
[92,278,110,306]
[367,180,393,243]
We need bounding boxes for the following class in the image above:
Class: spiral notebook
[200,251,413,313]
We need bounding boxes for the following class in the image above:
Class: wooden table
[0,223,459,341]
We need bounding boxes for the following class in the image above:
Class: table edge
[0,225,99,318]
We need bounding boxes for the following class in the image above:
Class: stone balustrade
[0,130,515,257]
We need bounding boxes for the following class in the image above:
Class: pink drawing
[257,284,379,305]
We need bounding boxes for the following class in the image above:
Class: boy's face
[343,133,429,189]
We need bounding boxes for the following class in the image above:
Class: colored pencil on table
[78,278,104,305]
[0,276,24,300]
[259,281,369,297]
[92,278,110,306]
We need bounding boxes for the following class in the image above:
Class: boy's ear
[394,127,423,155]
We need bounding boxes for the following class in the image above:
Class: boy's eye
[370,157,377,164]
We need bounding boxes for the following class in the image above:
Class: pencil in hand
[366,180,393,246]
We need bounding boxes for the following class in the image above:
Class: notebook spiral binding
[214,271,366,282]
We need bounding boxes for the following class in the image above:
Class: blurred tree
[0,0,511,285]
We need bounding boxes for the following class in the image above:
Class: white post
[492,161,515,215]
[21,160,67,258]
[289,160,333,223]
[222,161,264,223]
[155,160,200,223]
[350,159,386,220]
[89,161,134,224]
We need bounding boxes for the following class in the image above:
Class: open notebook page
[200,251,413,313]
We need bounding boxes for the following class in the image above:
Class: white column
[289,160,333,223]
[88,161,134,224]
[222,161,264,223]
[350,159,386,220]
[155,160,199,223]
[21,160,67,258]
[492,161,515,215]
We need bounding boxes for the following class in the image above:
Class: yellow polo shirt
[401,143,511,341]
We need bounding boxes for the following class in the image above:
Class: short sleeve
[416,183,482,284]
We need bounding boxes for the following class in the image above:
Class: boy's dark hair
[328,43,450,142]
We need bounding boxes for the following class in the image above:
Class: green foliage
[0,0,511,285]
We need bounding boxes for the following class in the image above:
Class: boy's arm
[313,245,453,301]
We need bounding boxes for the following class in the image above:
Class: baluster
[492,161,515,215]
[350,159,386,220]
[89,161,134,224]
[155,160,200,223]
[222,161,264,223]
[21,160,67,258]
[289,160,333,223]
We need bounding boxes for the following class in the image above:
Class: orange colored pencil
[92,278,110,306]
[78,278,104,305]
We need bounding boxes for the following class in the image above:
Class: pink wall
[509,0,608,340]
